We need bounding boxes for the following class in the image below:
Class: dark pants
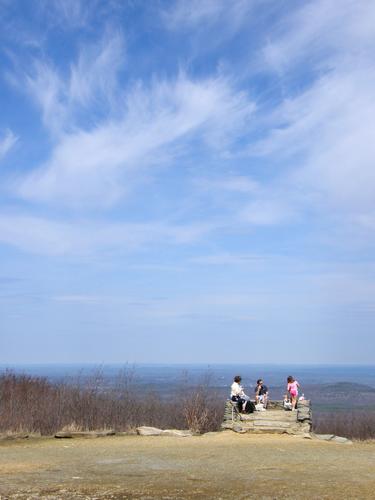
[231,396,254,413]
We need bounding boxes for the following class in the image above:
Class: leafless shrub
[60,422,84,432]
[0,369,223,435]
[183,390,210,433]
[314,411,375,440]
[181,377,223,433]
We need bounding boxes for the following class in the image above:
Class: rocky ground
[0,432,374,499]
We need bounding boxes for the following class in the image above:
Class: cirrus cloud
[0,129,17,161]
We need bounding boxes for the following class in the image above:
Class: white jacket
[231,382,246,398]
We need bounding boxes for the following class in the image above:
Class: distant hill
[306,382,375,394]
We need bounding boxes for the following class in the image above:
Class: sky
[1,0,375,365]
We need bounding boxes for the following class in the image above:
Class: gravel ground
[0,432,374,499]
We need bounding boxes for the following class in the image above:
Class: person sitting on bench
[254,378,268,409]
[230,375,253,413]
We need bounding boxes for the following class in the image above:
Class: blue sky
[1,0,375,364]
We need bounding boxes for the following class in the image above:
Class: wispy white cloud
[307,270,375,312]
[193,175,297,227]
[52,294,163,306]
[4,1,375,250]
[190,253,264,266]
[24,32,125,136]
[18,65,255,207]
[163,0,225,28]
[39,0,96,30]
[195,175,259,194]
[263,0,375,73]
[53,294,105,304]
[0,129,17,161]
[51,292,261,323]
[68,31,124,109]
[25,62,67,135]
[240,199,295,226]
[162,0,252,31]
[253,69,375,227]
[249,0,375,233]
[136,292,262,321]
[0,213,215,256]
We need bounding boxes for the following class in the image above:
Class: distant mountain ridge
[308,382,375,393]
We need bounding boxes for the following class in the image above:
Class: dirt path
[0,432,374,499]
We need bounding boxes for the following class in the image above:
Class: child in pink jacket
[287,375,300,410]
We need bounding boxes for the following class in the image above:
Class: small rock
[291,432,312,439]
[221,422,234,430]
[232,425,246,433]
[297,415,311,422]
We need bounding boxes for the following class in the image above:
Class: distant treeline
[0,370,375,439]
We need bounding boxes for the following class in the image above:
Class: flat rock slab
[242,411,297,421]
[331,435,353,444]
[0,433,29,440]
[136,426,192,437]
[314,434,335,441]
[162,429,193,437]
[136,426,163,436]
[55,430,115,438]
[253,420,291,428]
[313,434,352,444]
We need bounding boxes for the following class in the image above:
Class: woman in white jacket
[231,375,252,413]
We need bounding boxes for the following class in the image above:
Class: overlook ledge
[222,399,312,435]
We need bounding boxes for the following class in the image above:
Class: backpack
[244,401,256,413]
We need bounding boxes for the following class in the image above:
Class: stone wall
[222,400,312,435]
